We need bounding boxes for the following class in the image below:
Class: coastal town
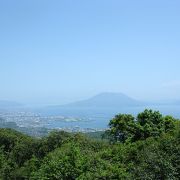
[0,110,106,134]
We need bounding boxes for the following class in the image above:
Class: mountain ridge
[50,92,146,109]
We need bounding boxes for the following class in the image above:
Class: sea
[41,105,180,130]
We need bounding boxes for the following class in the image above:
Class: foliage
[106,109,177,143]
[0,109,179,179]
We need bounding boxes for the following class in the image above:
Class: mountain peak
[63,92,141,108]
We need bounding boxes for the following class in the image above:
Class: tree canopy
[106,109,177,143]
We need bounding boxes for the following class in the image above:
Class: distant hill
[50,92,145,110]
[0,100,23,110]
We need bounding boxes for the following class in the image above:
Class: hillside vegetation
[0,109,179,179]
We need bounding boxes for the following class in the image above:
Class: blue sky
[0,0,180,104]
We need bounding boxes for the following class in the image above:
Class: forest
[0,109,179,180]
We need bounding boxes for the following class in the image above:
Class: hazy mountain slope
[0,100,23,109]
[49,92,145,109]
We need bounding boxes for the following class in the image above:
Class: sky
[0,0,180,105]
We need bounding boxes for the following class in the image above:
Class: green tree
[107,114,135,143]
[31,143,85,180]
[106,109,176,143]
